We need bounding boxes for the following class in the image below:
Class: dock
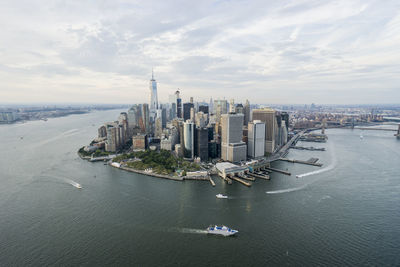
[209,176,216,186]
[248,172,270,180]
[232,176,252,187]
[290,146,325,151]
[265,167,291,176]
[238,174,255,181]
[279,158,323,167]
[218,173,233,184]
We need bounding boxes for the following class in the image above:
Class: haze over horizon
[1,0,399,104]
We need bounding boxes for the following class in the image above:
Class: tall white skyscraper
[149,70,158,113]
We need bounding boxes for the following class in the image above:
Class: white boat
[207,225,238,236]
[216,194,228,199]
[75,184,82,189]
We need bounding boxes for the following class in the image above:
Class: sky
[0,0,399,105]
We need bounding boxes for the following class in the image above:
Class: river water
[0,110,399,266]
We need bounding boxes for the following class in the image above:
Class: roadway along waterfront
[0,109,399,266]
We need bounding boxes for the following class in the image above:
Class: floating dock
[265,167,291,176]
[279,158,323,167]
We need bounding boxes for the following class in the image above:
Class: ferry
[216,194,228,199]
[207,225,238,236]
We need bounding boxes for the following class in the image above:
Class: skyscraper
[229,99,235,113]
[243,99,250,126]
[149,70,158,114]
[198,105,209,114]
[247,120,265,158]
[221,113,247,162]
[183,121,195,159]
[214,99,228,123]
[252,108,278,154]
[195,127,209,161]
[209,97,213,114]
[175,90,182,118]
[183,102,194,121]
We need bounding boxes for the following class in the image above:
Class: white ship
[207,225,238,236]
[216,194,228,199]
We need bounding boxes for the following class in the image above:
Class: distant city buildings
[86,74,399,166]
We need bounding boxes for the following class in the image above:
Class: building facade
[252,108,278,154]
[221,113,247,162]
[247,120,265,158]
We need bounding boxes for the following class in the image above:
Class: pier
[218,174,232,184]
[279,157,323,167]
[265,167,291,176]
[232,176,252,187]
[290,146,325,151]
[209,177,216,186]
[248,172,270,180]
[238,174,255,181]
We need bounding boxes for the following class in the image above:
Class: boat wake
[267,143,337,195]
[296,143,337,178]
[169,227,208,235]
[33,129,80,147]
[266,184,307,194]
[63,178,82,189]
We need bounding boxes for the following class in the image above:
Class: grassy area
[116,149,201,175]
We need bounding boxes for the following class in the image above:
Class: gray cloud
[0,0,399,104]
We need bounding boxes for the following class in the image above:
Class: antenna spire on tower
[152,68,154,80]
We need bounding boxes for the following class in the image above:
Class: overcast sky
[1,0,399,104]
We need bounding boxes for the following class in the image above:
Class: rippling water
[0,110,399,266]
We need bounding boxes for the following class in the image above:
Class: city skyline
[1,0,400,104]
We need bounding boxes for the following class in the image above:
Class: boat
[216,194,228,199]
[74,183,82,189]
[296,175,300,178]
[207,225,238,236]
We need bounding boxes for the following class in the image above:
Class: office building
[149,71,158,122]
[195,127,209,161]
[243,99,250,126]
[220,113,247,162]
[175,90,182,118]
[235,103,244,115]
[183,103,194,121]
[214,99,228,123]
[252,108,278,154]
[229,99,235,113]
[132,134,148,150]
[183,121,195,159]
[247,120,265,158]
[198,105,209,114]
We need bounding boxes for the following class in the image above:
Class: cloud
[0,0,399,104]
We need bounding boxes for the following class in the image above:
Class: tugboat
[207,225,238,236]
[216,194,228,199]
